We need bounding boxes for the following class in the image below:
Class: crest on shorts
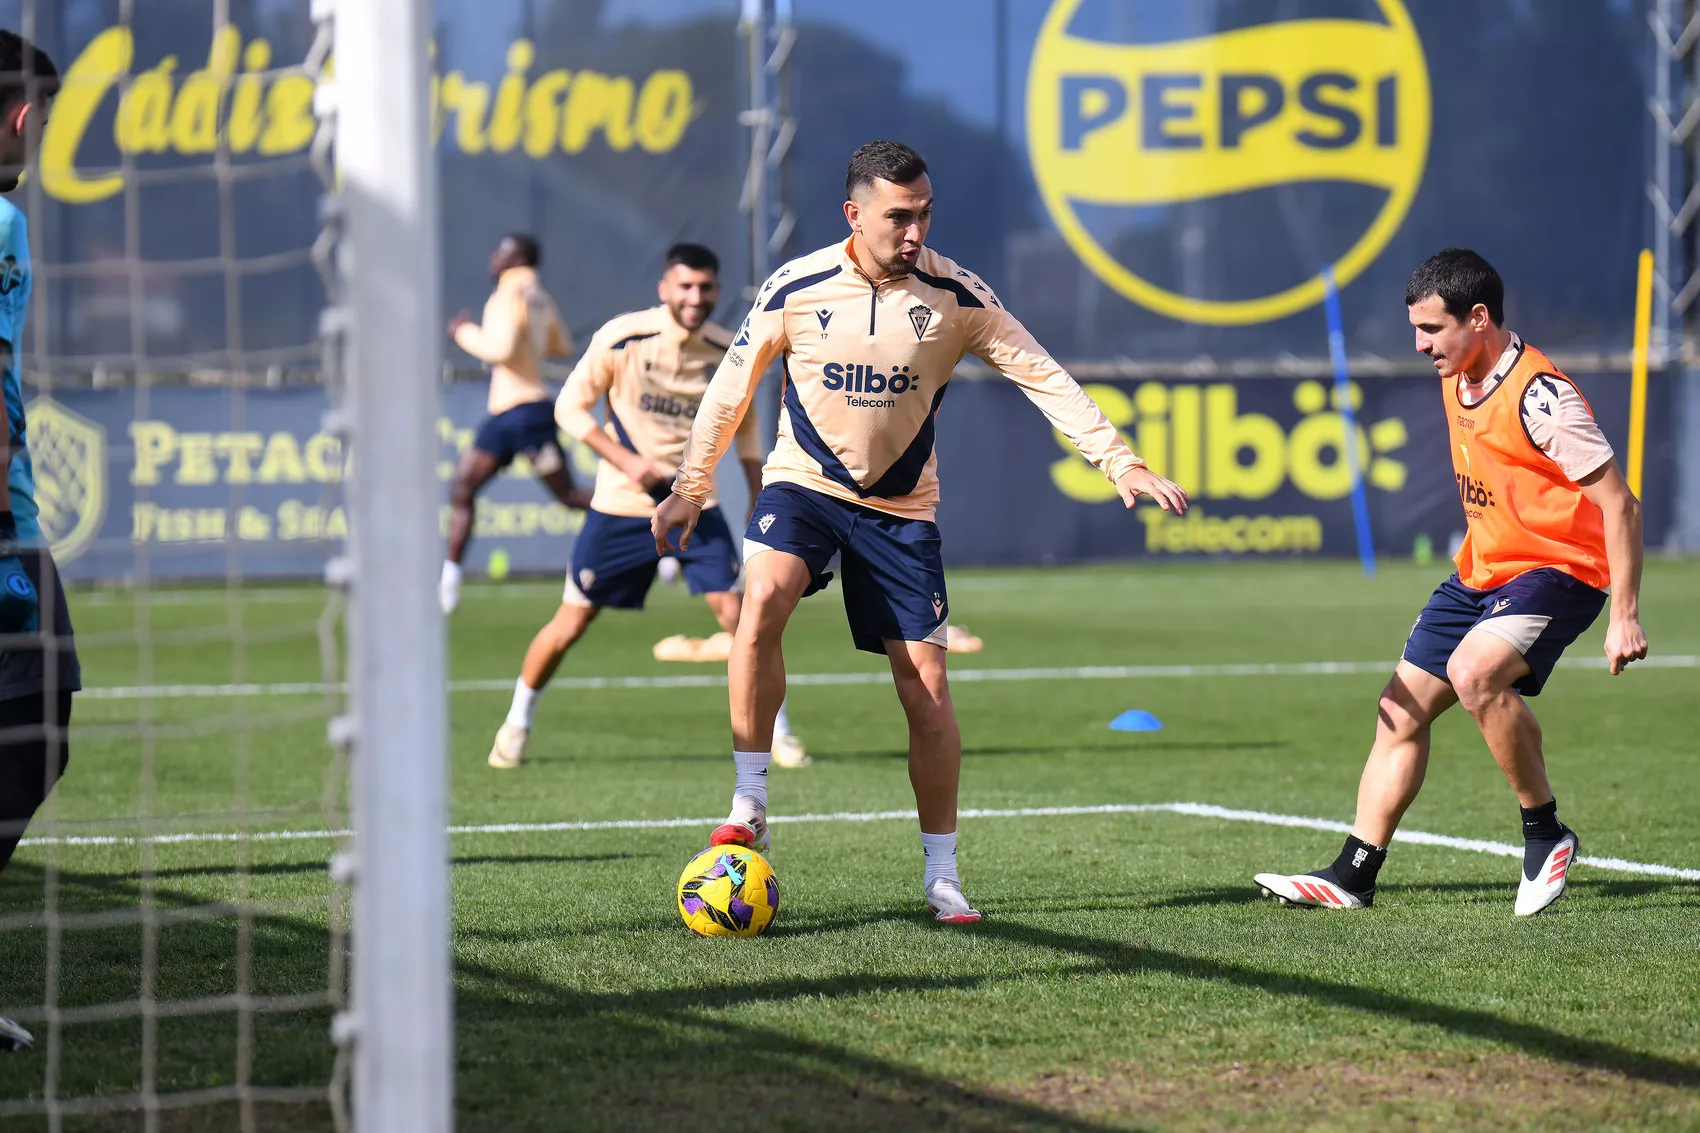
[931,592,944,617]
[758,513,775,535]
[907,304,933,341]
[578,568,596,591]
[24,397,107,564]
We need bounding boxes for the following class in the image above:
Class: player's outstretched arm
[965,291,1187,514]
[1578,458,1647,674]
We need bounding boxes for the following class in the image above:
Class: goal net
[0,0,450,1129]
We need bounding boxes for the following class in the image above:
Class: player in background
[0,31,77,1054]
[653,141,1187,923]
[490,244,807,769]
[440,233,592,614]
[1255,249,1648,916]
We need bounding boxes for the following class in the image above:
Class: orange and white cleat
[1253,871,1371,909]
[1515,829,1579,917]
[924,877,982,924]
[710,803,770,853]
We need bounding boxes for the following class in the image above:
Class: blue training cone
[1109,710,1163,732]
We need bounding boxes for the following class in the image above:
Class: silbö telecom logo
[1025,0,1431,325]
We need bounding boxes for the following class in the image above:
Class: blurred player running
[440,233,591,614]
[0,31,79,1053]
[1255,249,1648,916]
[491,244,806,769]
[654,141,1186,924]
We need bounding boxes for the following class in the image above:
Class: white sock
[506,678,539,729]
[774,699,792,738]
[440,560,461,588]
[731,750,770,814]
[921,831,958,889]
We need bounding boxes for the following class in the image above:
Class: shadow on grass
[7,854,1700,1130]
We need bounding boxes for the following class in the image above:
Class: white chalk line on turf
[20,801,1700,882]
[71,653,1700,701]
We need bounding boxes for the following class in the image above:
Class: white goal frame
[329,0,453,1129]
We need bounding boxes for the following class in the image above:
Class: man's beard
[669,301,710,330]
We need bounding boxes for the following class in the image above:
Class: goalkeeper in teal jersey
[0,29,75,1055]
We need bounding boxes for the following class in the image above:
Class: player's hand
[447,310,473,336]
[1604,616,1648,675]
[652,493,702,555]
[1115,466,1188,513]
[620,453,663,493]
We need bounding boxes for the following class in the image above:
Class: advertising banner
[28,0,1655,370]
[28,383,597,584]
[27,370,1672,581]
[933,370,1675,567]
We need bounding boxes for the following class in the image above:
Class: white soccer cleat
[439,563,462,616]
[487,723,529,770]
[0,1015,33,1052]
[1515,831,1579,917]
[1253,872,1370,910]
[772,733,812,769]
[710,800,770,852]
[924,877,982,924]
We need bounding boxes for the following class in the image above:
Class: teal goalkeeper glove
[0,513,39,636]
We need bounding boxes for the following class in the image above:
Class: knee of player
[1444,655,1501,710]
[741,576,794,623]
[450,477,479,507]
[893,667,952,716]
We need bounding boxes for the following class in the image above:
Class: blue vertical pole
[1323,267,1376,576]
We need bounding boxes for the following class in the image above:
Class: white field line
[71,653,1700,701]
[20,801,1700,881]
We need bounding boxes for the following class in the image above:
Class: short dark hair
[500,233,540,267]
[845,140,928,200]
[663,242,719,275]
[0,31,57,115]
[1405,248,1504,325]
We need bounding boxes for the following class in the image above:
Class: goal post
[328,0,453,1128]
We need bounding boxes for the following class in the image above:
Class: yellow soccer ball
[677,844,779,938]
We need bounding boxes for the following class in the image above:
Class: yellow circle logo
[1026,0,1430,326]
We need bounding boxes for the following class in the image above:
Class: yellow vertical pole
[1628,248,1654,498]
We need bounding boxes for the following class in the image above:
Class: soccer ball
[677,844,779,938]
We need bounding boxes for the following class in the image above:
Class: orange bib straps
[1444,341,1609,592]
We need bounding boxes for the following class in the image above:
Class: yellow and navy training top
[556,305,761,518]
[673,237,1143,521]
[454,266,572,416]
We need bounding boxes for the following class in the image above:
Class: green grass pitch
[1,559,1697,1131]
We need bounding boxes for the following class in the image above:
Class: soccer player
[0,31,78,1054]
[653,141,1187,924]
[440,233,592,614]
[1254,249,1648,916]
[490,244,807,769]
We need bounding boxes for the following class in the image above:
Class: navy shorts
[744,483,948,655]
[566,507,740,610]
[473,401,565,472]
[1402,568,1607,696]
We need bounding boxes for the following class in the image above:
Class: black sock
[1318,834,1386,895]
[1521,798,1563,842]
[1520,797,1567,880]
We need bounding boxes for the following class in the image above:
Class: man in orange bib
[1255,249,1648,916]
